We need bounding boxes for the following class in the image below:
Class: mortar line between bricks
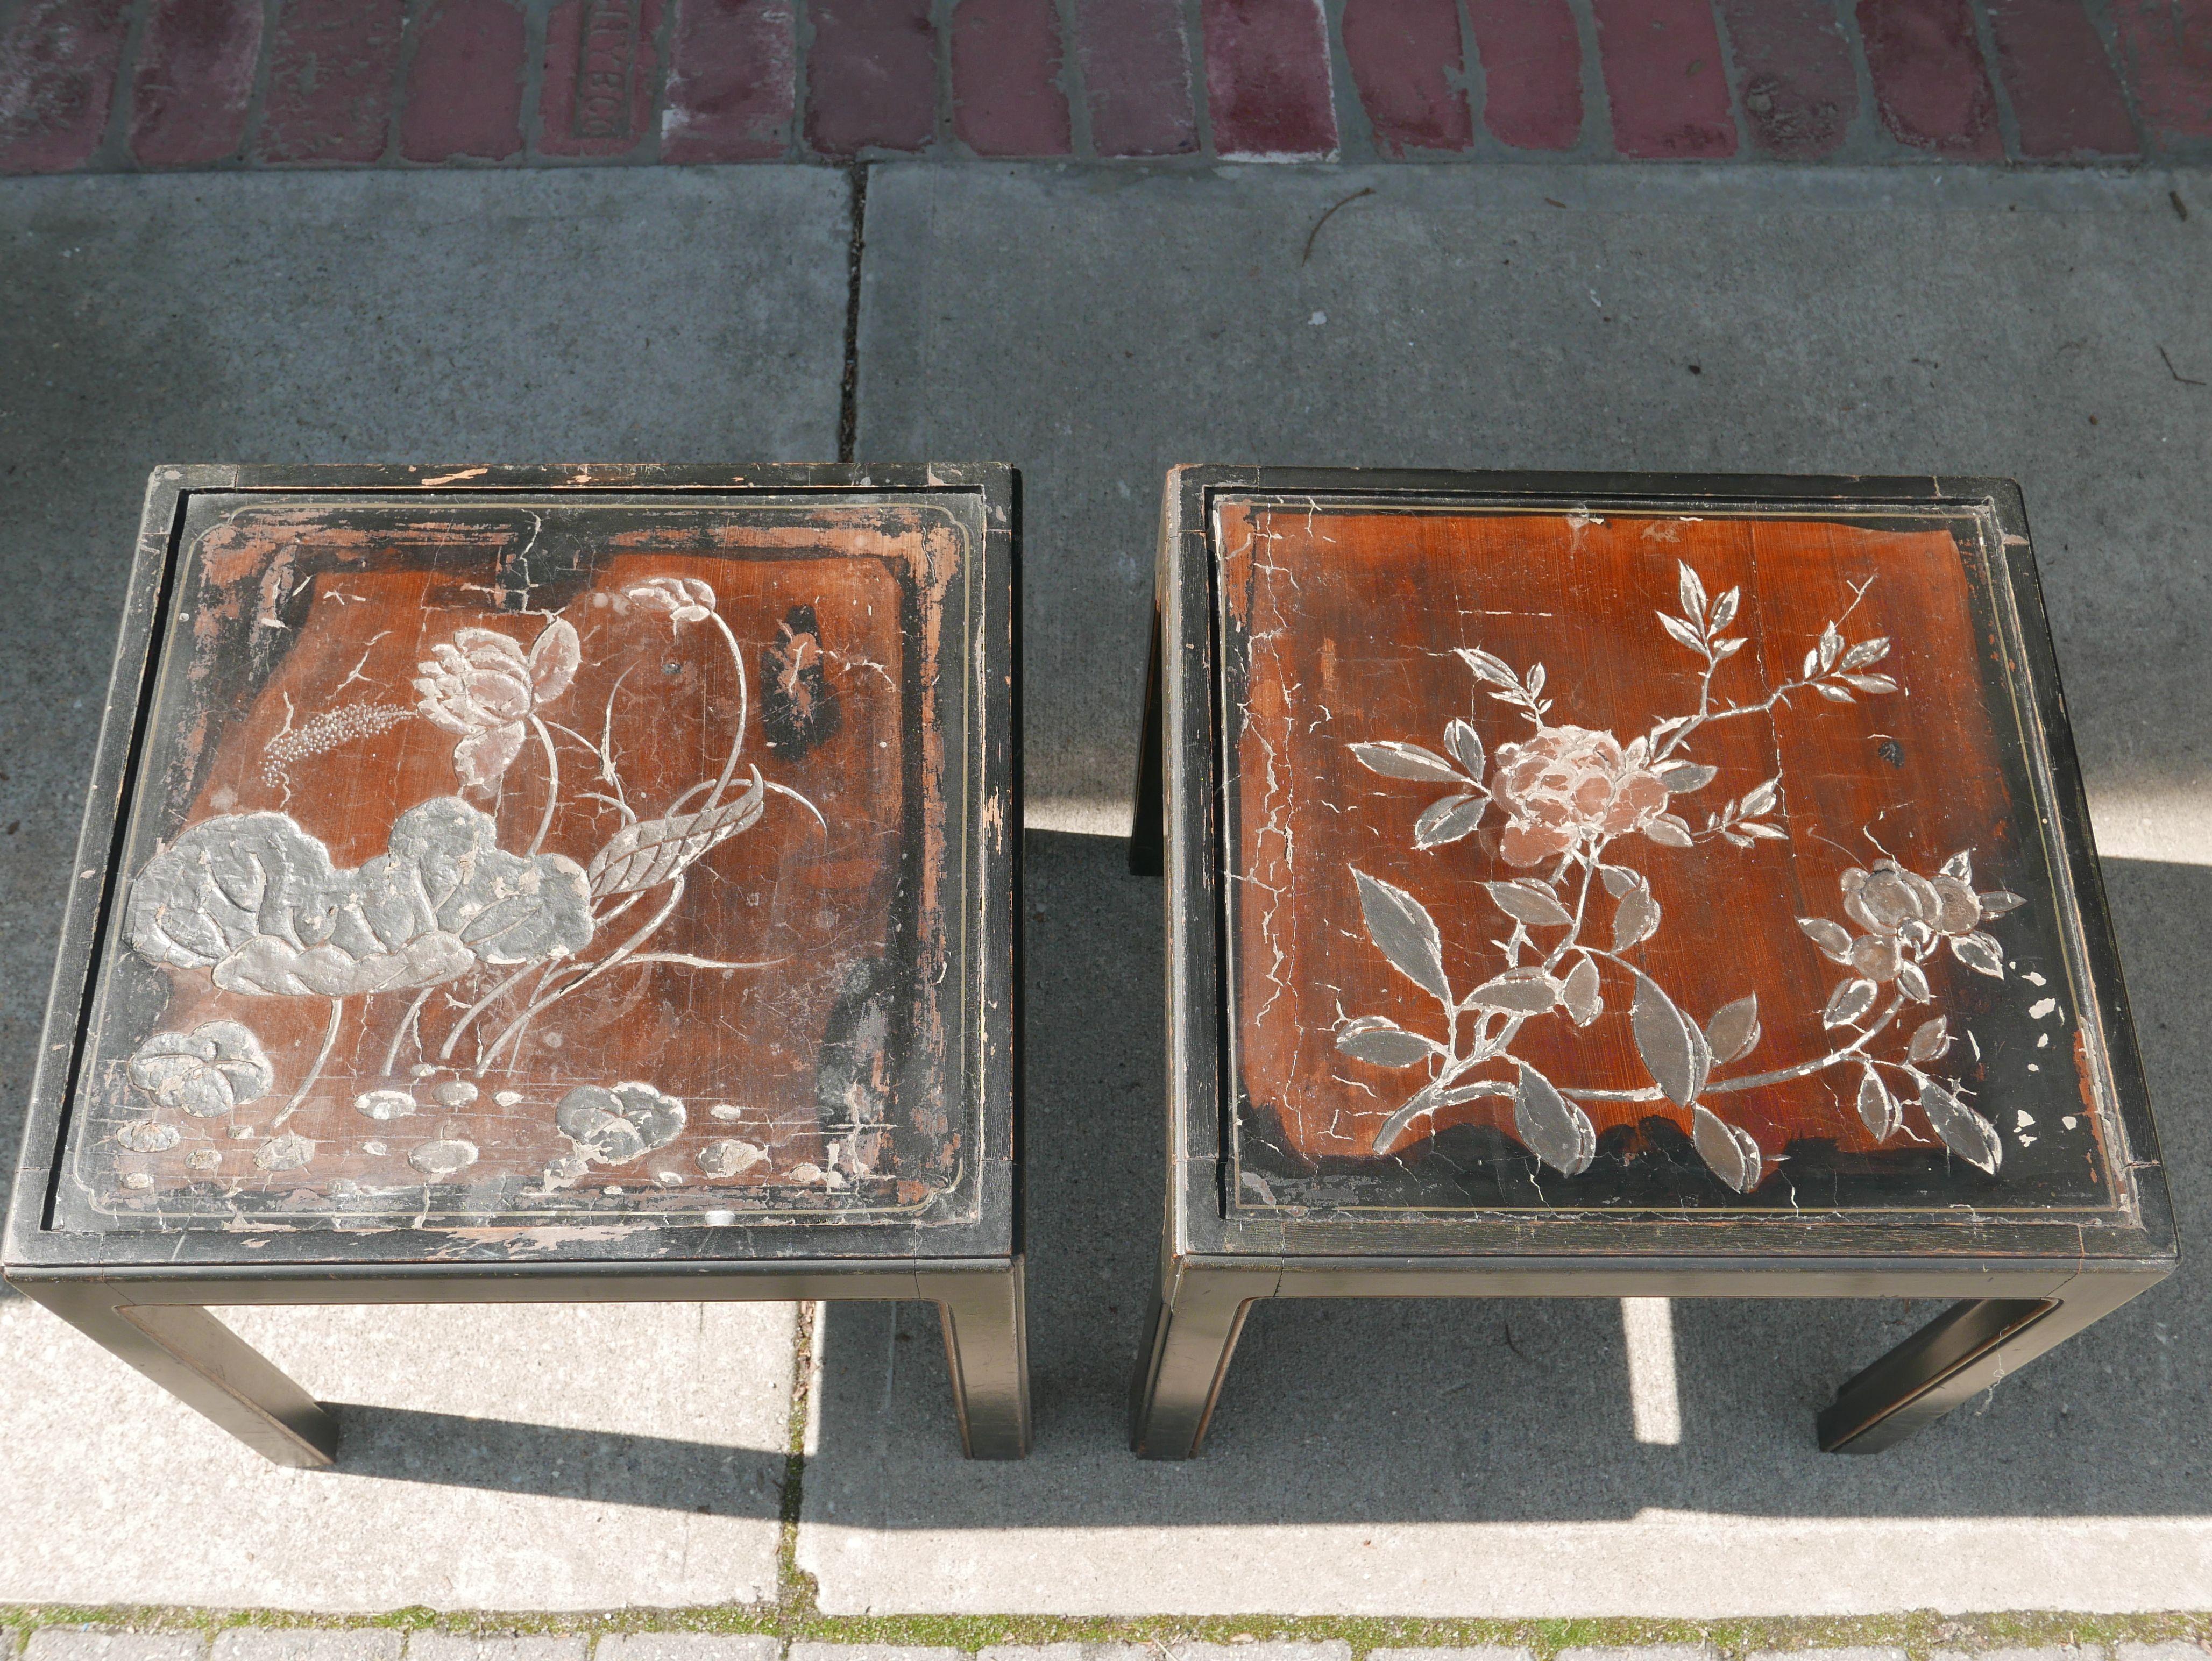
[836,162,869,465]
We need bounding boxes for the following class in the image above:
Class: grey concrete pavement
[0,166,846,1610]
[802,164,2212,1615]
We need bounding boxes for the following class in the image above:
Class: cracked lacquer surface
[62,496,973,1230]
[1217,500,2119,1215]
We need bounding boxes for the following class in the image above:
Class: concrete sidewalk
[2,160,2210,1620]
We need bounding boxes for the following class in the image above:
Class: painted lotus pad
[1215,499,2120,1215]
[61,492,980,1230]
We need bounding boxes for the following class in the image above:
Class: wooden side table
[1129,468,2175,1459]
[5,463,1027,1463]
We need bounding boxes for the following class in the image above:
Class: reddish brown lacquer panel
[1218,500,2117,1213]
[65,494,981,1230]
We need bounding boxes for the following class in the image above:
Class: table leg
[1817,1270,2159,1453]
[923,1262,1032,1459]
[1129,605,1165,877]
[1128,1260,1277,1458]
[18,1281,338,1468]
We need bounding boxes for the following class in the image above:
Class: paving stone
[789,1649,965,1661]
[398,0,527,162]
[597,1640,779,1661]
[1588,0,1738,158]
[24,1639,205,1661]
[1340,0,1473,155]
[1464,0,1583,149]
[537,0,663,158]
[1371,1650,1535,1661]
[1929,1650,2108,1661]
[1069,0,1197,157]
[2108,0,2212,145]
[213,1634,403,1661]
[1855,0,2004,156]
[409,1642,587,1661]
[1744,1649,1910,1661]
[1983,0,2138,157]
[126,0,265,166]
[805,0,938,157]
[2115,1646,2206,1661]
[977,1646,1154,1661]
[1561,1650,1714,1661]
[256,0,407,164]
[1200,0,1339,160]
[660,0,797,161]
[0,0,133,172]
[1714,0,1857,158]
[951,0,1073,157]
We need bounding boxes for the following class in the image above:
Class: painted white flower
[622,576,717,628]
[127,1021,273,1117]
[414,617,579,791]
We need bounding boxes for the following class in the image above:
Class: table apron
[1223,1255,2167,1302]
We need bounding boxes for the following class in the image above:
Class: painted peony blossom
[1490,726,1672,866]
[623,576,717,627]
[414,618,579,791]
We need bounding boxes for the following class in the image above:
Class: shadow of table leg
[1128,606,1164,878]
[12,1279,338,1467]
[1818,1268,2164,1453]
[922,1262,1032,1459]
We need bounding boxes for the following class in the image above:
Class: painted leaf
[1457,647,1520,688]
[1414,793,1487,849]
[1895,960,1931,1002]
[1336,1017,1438,1068]
[1350,740,1463,783]
[1562,956,1603,1026]
[1371,1081,1444,1158]
[1819,621,1843,670]
[1920,1077,2003,1173]
[1798,917,1854,963]
[1613,884,1661,950]
[1814,682,1855,702]
[1514,1063,1596,1176]
[1443,719,1485,779]
[1466,967,1562,1014]
[1677,560,1707,621]
[1631,970,1708,1106]
[1739,778,1780,818]
[1353,869,1451,1001]
[587,772,768,898]
[1691,1104,1762,1193]
[1657,612,1706,654]
[1600,864,1641,897]
[1908,1015,1951,1062]
[1841,636,1891,669]
[1705,994,1761,1064]
[1711,587,1741,629]
[1654,761,1717,793]
[1714,637,1747,658]
[1857,1067,1901,1138]
[1487,880,1572,927]
[1950,931,2006,978]
[528,617,582,702]
[1643,814,1694,848]
[1843,675,1898,694]
[1977,890,2026,918]
[1823,976,1880,1028]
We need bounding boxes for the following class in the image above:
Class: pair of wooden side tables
[3,464,2174,1473]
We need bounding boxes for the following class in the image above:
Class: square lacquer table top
[1165,471,2168,1254]
[8,465,1015,1270]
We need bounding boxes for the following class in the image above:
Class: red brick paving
[951,0,1072,156]
[0,0,133,172]
[1341,0,1473,154]
[1590,0,1737,157]
[126,0,263,165]
[399,0,527,162]
[1464,0,1585,150]
[805,0,938,157]
[2105,0,2212,144]
[1984,0,2137,155]
[661,0,796,161]
[256,0,405,164]
[1069,0,1197,155]
[1201,0,1339,159]
[538,0,663,158]
[1856,0,2004,156]
[1715,0,1856,158]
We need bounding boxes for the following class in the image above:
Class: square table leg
[15,1280,338,1468]
[922,1261,1033,1458]
[1128,1259,1278,1459]
[1818,1268,2163,1453]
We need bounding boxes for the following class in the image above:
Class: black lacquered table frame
[1128,465,2177,1460]
[5,463,1030,1465]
